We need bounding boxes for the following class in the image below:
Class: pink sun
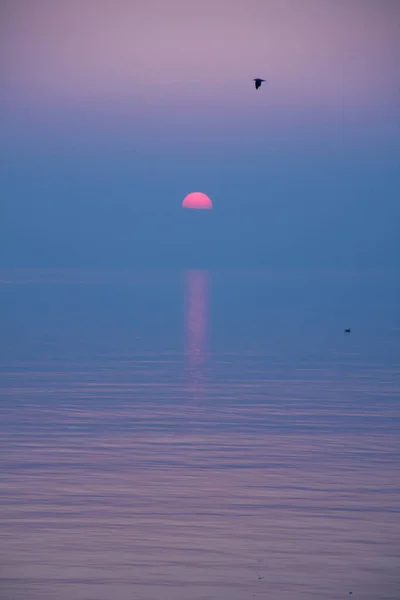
[182,192,213,210]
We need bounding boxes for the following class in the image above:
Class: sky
[1,0,399,268]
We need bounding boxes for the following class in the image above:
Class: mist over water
[1,268,399,600]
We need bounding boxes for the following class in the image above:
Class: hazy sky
[1,0,399,268]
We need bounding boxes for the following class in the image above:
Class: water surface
[1,269,399,600]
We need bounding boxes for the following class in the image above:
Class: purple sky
[1,0,399,267]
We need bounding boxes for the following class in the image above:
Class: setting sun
[182,192,213,210]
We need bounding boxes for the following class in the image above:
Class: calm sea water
[1,269,399,600]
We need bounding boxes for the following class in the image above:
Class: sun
[182,192,213,210]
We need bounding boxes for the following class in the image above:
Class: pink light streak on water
[185,270,208,402]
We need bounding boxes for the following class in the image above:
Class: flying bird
[253,78,265,90]
[344,328,351,334]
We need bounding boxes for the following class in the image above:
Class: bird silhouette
[344,328,351,334]
[253,78,265,90]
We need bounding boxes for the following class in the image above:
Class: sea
[1,268,399,600]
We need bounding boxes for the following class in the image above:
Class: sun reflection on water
[185,270,209,402]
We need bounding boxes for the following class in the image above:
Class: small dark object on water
[344,328,351,333]
[253,78,265,90]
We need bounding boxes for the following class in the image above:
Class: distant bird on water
[344,328,351,334]
[253,78,265,90]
